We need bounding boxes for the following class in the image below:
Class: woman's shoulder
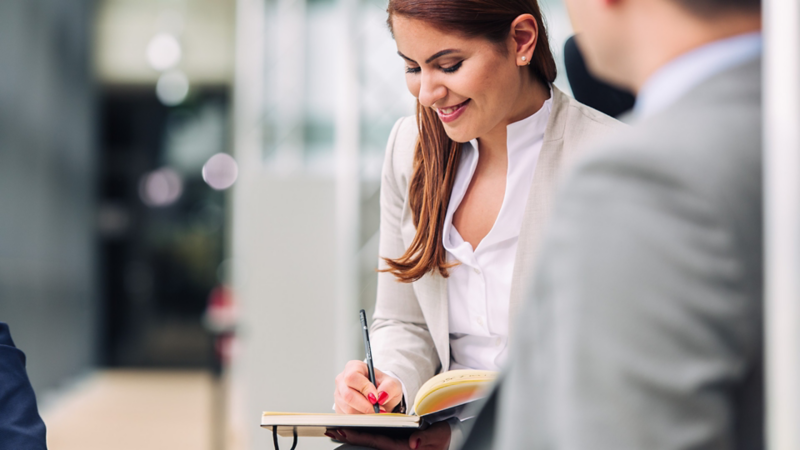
[549,86,628,140]
[388,115,419,158]
[383,115,419,183]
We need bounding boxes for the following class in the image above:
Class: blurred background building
[0,0,573,449]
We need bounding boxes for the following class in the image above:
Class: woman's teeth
[440,106,457,114]
[439,101,466,115]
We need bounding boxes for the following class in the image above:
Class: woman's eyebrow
[425,49,457,64]
[397,49,458,64]
[397,51,416,63]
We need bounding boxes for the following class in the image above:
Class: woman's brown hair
[382,0,557,283]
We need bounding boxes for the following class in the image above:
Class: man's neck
[628,7,761,94]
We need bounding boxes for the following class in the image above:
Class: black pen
[359,309,381,413]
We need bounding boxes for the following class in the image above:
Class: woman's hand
[325,421,452,450]
[334,360,403,414]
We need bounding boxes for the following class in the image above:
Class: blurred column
[231,0,345,448]
[273,0,307,171]
[231,2,266,449]
[334,0,362,367]
[233,0,266,172]
[764,0,800,449]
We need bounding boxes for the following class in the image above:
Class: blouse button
[473,268,481,275]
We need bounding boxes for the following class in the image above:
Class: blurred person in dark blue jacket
[0,322,47,449]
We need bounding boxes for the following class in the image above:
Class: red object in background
[203,285,238,365]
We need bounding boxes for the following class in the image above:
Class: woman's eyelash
[442,61,463,73]
[405,60,463,74]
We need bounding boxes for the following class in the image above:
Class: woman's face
[392,16,530,143]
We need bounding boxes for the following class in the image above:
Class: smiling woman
[385,1,556,282]
[332,1,626,449]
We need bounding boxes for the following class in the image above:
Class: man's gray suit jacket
[461,58,763,450]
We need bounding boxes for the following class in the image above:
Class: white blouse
[374,93,553,419]
[444,93,553,371]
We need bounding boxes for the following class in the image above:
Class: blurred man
[0,323,47,449]
[460,0,763,449]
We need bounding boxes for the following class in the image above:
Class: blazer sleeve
[370,116,441,407]
[0,322,48,450]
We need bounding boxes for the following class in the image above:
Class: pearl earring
[521,56,527,62]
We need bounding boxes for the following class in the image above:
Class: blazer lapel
[403,216,451,373]
[411,272,450,373]
[508,87,571,337]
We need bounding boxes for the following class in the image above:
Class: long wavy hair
[382,0,557,283]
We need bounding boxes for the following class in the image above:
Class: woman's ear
[510,14,538,66]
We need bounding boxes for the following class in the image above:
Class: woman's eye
[405,66,421,74]
[442,61,463,74]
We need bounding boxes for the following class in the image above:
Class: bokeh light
[202,153,238,190]
[138,168,184,207]
[156,70,190,106]
[146,33,182,71]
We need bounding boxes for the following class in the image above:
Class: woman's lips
[436,99,470,123]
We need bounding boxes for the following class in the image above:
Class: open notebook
[262,370,497,437]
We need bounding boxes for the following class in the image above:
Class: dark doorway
[98,86,230,368]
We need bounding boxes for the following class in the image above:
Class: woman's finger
[336,382,378,414]
[325,428,346,442]
[408,421,451,450]
[335,360,381,414]
[374,369,404,412]
[343,362,380,401]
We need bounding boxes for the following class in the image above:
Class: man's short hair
[673,0,761,17]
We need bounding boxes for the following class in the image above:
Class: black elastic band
[271,427,298,450]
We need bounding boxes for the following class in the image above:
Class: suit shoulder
[570,98,762,239]
[579,63,761,183]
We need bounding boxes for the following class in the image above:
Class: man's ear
[510,14,538,65]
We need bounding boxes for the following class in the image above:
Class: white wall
[230,176,343,450]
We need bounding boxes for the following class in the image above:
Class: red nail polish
[378,391,389,404]
[368,393,377,404]
[411,438,420,449]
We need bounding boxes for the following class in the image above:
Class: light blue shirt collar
[634,32,762,120]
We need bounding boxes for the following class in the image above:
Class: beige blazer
[371,87,625,405]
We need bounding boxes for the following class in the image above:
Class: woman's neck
[476,80,550,161]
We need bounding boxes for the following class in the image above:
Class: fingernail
[411,438,421,449]
[378,391,389,405]
[341,430,347,439]
[368,393,377,404]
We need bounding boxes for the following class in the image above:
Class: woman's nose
[417,73,447,108]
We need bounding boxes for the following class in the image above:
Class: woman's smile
[436,99,470,123]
